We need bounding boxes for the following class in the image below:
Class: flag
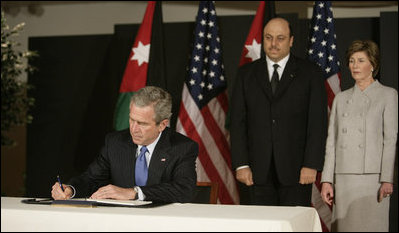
[307,1,341,231]
[239,1,276,66]
[176,1,239,204]
[226,0,275,136]
[114,1,165,130]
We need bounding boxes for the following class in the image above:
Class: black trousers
[249,157,312,207]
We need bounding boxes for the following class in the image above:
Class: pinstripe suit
[68,127,198,203]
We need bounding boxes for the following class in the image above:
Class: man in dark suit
[51,86,198,203]
[230,17,327,206]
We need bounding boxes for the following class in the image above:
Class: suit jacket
[69,127,199,203]
[321,80,398,183]
[230,54,328,185]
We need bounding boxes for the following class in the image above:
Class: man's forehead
[264,19,289,31]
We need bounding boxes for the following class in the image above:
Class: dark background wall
[26,12,397,230]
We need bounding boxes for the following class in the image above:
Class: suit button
[359,144,364,148]
[272,119,276,124]
[342,128,347,133]
[343,113,349,117]
[358,128,363,133]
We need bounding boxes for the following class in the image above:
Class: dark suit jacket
[230,54,328,185]
[68,127,198,203]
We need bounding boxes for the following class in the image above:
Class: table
[1,197,321,231]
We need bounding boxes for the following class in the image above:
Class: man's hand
[299,167,317,184]
[236,167,254,186]
[320,182,334,205]
[90,184,136,200]
[51,182,73,200]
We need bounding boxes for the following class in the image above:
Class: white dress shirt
[135,131,163,200]
[266,54,290,82]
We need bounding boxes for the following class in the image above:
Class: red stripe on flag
[200,105,231,167]
[216,91,229,113]
[178,100,235,204]
[324,81,335,110]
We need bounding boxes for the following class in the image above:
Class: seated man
[51,86,198,203]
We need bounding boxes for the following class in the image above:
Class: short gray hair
[130,86,172,124]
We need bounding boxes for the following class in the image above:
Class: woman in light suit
[320,40,397,232]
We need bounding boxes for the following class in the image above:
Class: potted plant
[1,9,37,146]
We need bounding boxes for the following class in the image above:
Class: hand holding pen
[57,175,65,191]
[51,175,72,200]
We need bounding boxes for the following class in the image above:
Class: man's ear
[290,36,294,47]
[158,119,169,132]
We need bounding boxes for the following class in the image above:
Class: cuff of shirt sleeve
[134,186,146,201]
[235,165,250,171]
[66,185,76,199]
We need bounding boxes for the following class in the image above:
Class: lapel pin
[161,158,166,162]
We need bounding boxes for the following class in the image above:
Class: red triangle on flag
[238,1,265,66]
[119,1,156,93]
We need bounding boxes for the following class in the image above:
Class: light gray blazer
[321,80,398,183]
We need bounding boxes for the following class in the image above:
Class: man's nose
[271,38,278,46]
[131,122,139,131]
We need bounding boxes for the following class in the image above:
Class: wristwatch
[133,186,139,200]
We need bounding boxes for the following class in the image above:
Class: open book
[52,198,153,207]
[22,198,168,208]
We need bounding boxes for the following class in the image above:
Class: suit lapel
[274,55,297,99]
[146,128,171,185]
[255,60,273,101]
[128,134,138,186]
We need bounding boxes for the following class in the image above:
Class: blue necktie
[135,146,148,186]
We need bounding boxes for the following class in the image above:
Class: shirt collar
[266,54,290,70]
[265,54,290,79]
[137,131,163,156]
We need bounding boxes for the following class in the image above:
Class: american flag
[307,1,341,231]
[176,1,239,204]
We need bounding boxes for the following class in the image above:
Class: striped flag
[176,1,239,204]
[307,1,341,231]
[239,1,275,66]
[114,1,165,130]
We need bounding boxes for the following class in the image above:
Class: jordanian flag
[114,1,166,130]
[239,1,275,66]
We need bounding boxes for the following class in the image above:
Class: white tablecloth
[1,197,321,231]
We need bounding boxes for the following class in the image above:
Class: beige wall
[1,1,397,82]
[2,1,397,82]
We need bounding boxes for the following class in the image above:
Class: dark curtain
[27,13,397,231]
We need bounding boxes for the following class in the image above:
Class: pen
[57,175,65,192]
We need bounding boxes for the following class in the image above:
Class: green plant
[1,9,37,146]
